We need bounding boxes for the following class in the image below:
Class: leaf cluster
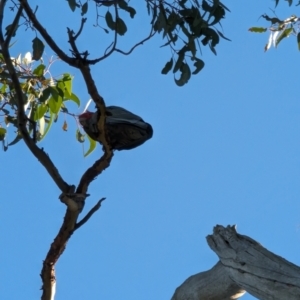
[249,14,300,51]
[65,0,229,86]
[0,51,81,150]
[147,0,230,86]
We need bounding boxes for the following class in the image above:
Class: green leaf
[39,87,51,103]
[209,43,217,55]
[34,103,48,120]
[39,110,54,140]
[118,0,136,18]
[216,30,231,41]
[0,128,6,141]
[285,0,292,6]
[48,87,63,114]
[209,5,225,26]
[173,52,184,73]
[81,2,88,16]
[202,0,213,12]
[57,73,72,98]
[188,38,196,57]
[84,134,97,157]
[32,37,44,60]
[33,64,46,76]
[248,27,268,33]
[63,93,80,107]
[297,32,300,50]
[76,129,85,143]
[161,58,173,75]
[174,63,191,86]
[276,27,293,47]
[8,133,22,146]
[105,11,115,30]
[116,18,127,35]
[67,0,77,11]
[192,58,205,74]
[5,115,18,127]
[5,24,17,37]
[154,10,167,33]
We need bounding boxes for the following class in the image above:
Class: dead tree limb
[172,225,300,300]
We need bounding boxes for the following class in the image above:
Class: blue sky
[1,1,300,299]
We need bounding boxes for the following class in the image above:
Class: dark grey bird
[79,106,153,150]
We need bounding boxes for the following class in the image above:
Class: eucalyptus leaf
[84,134,97,157]
[116,18,127,35]
[161,58,173,74]
[67,0,77,11]
[0,128,6,141]
[33,64,46,76]
[105,11,115,30]
[81,2,88,15]
[32,37,45,60]
[276,27,293,47]
[63,93,80,107]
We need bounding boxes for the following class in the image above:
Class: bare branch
[84,3,118,64]
[171,261,246,300]
[73,17,87,40]
[115,27,156,56]
[87,26,155,64]
[75,197,106,230]
[173,225,300,300]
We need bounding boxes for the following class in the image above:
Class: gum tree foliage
[249,0,300,51]
[0,0,230,152]
[0,0,296,300]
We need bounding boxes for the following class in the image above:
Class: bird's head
[78,110,94,127]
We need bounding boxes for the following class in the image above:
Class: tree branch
[173,225,300,300]
[73,17,87,40]
[0,2,71,193]
[87,26,156,65]
[114,27,156,56]
[75,197,106,230]
[75,62,114,194]
[207,225,300,299]
[171,261,246,300]
[84,3,118,64]
[40,32,113,300]
[18,0,77,66]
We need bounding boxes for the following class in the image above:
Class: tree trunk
[171,225,300,300]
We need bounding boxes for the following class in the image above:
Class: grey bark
[171,225,300,300]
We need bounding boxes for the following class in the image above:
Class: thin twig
[87,3,118,64]
[115,28,156,56]
[87,27,155,64]
[74,197,106,230]
[4,3,22,48]
[19,0,77,66]
[74,17,87,40]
